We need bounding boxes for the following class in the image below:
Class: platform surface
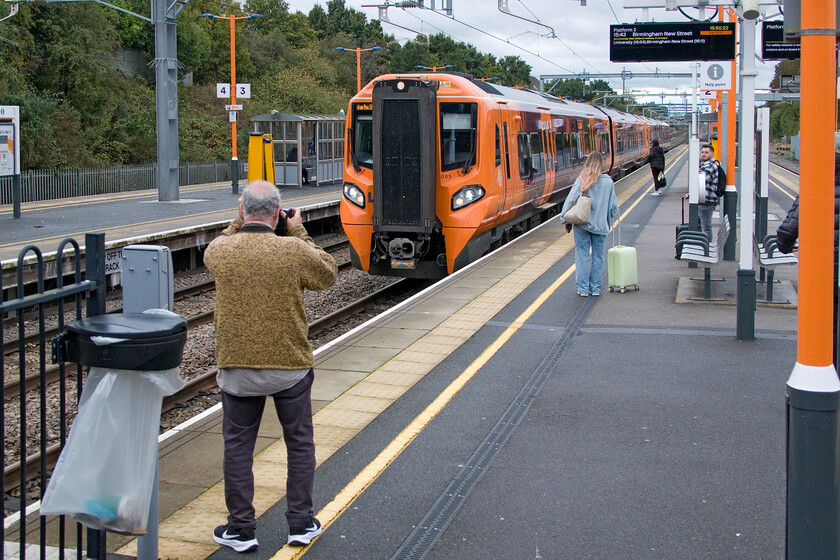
[9,147,807,560]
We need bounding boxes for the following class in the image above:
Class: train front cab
[341,77,460,278]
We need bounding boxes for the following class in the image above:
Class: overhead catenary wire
[395,4,579,73]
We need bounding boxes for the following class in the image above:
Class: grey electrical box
[121,245,174,313]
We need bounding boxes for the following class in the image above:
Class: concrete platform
[9,146,806,560]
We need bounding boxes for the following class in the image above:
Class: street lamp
[200,12,262,193]
[415,64,453,72]
[334,46,383,92]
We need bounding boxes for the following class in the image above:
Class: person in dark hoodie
[776,153,840,368]
[642,139,666,196]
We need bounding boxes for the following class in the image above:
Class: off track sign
[610,22,736,63]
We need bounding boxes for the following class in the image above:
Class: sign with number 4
[217,83,251,99]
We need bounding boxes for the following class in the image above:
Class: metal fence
[1,234,107,560]
[0,161,245,204]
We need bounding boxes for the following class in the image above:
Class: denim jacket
[561,174,619,235]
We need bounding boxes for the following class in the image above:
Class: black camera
[282,208,295,218]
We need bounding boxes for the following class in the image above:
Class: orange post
[335,46,383,92]
[726,8,736,187]
[230,15,237,159]
[798,0,837,366]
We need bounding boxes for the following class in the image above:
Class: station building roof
[250,112,344,123]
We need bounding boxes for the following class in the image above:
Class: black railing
[0,233,106,560]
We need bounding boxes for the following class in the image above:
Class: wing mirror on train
[343,182,365,208]
[451,184,485,211]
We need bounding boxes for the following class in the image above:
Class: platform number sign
[216,83,251,99]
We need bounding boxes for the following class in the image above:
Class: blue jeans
[698,203,716,240]
[573,226,607,295]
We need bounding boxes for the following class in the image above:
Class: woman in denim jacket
[561,152,619,297]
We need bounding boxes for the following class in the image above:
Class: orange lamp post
[785,0,840,556]
[335,46,383,92]
[201,12,262,193]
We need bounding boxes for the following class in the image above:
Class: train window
[351,107,373,169]
[583,133,591,155]
[440,103,478,172]
[517,133,531,179]
[555,133,567,170]
[529,133,543,176]
[570,133,579,164]
[503,122,511,179]
[495,125,501,167]
[600,132,610,156]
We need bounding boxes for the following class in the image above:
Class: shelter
[250,112,345,188]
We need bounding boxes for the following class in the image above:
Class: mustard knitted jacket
[204,216,338,369]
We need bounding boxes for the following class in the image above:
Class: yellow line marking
[268,149,675,560]
[770,177,797,200]
[270,264,577,560]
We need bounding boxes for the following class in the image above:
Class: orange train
[339,72,679,279]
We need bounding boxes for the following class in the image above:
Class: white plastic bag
[41,366,185,534]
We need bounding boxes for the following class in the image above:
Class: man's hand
[283,207,303,229]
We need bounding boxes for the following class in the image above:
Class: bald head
[240,180,281,226]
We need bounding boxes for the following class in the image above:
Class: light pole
[201,12,262,193]
[334,46,383,92]
[415,64,453,72]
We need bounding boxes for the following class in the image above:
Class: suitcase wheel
[620,288,626,294]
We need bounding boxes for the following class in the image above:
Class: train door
[490,104,510,220]
[500,112,513,217]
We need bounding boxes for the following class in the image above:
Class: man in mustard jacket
[204,180,337,552]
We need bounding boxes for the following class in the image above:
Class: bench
[675,215,731,301]
[753,234,798,304]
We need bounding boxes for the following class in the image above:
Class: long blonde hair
[578,152,604,192]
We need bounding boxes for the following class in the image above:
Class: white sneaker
[287,519,322,546]
[650,191,661,197]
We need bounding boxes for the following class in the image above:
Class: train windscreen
[352,106,373,169]
[440,103,477,172]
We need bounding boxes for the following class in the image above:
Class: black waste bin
[64,313,187,371]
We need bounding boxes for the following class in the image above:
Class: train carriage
[340,72,675,280]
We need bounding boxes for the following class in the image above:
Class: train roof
[363,72,607,120]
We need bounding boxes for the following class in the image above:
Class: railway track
[3,277,410,498]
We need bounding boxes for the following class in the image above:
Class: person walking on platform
[561,151,619,297]
[642,139,666,196]
[204,180,338,552]
[693,143,720,240]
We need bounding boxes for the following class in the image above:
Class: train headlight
[451,185,485,211]
[343,182,366,208]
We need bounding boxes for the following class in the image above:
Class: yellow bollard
[247,132,265,183]
[262,134,276,185]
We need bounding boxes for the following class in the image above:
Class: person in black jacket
[642,139,666,196]
[777,153,840,368]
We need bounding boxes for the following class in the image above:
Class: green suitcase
[608,245,639,293]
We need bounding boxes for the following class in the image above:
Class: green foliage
[0,0,534,169]
[544,78,618,103]
[769,102,800,140]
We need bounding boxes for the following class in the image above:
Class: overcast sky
[286,0,784,105]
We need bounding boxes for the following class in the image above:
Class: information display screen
[762,21,800,60]
[610,22,736,62]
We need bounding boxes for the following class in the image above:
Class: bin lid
[66,313,186,339]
